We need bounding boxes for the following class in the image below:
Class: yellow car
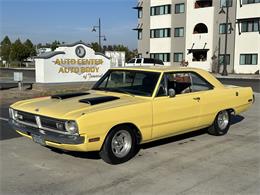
[9,67,254,164]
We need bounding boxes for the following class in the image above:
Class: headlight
[9,108,14,119]
[13,110,18,119]
[65,121,78,134]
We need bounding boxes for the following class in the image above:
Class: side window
[156,72,213,97]
[168,73,192,94]
[156,72,192,96]
[190,73,212,92]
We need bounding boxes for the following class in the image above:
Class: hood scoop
[79,96,120,105]
[51,92,90,100]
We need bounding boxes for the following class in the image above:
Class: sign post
[14,72,23,90]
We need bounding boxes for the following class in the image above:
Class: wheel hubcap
[111,130,132,158]
[217,111,229,130]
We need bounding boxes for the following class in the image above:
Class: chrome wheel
[217,110,229,130]
[111,130,132,158]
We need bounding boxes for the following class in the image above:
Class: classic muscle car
[9,67,254,164]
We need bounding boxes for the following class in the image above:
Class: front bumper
[9,119,85,145]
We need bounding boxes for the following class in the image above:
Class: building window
[150,53,170,62]
[175,3,185,14]
[242,0,260,4]
[220,0,233,7]
[174,27,184,37]
[219,23,232,34]
[138,30,142,40]
[150,5,171,16]
[174,53,184,62]
[219,54,230,65]
[138,9,143,18]
[241,19,259,32]
[150,28,171,38]
[194,23,208,34]
[240,54,258,65]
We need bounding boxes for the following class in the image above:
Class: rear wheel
[99,125,137,164]
[208,110,230,136]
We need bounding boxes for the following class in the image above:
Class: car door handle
[193,97,200,101]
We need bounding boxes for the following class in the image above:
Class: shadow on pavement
[11,115,244,161]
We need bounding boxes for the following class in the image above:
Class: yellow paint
[10,67,253,152]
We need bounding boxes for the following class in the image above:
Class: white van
[125,58,164,66]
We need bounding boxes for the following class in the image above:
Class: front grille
[15,110,66,133]
[17,111,37,124]
[41,116,66,131]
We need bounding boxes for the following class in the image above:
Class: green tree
[9,39,27,66]
[0,36,12,64]
[51,40,60,51]
[24,39,36,57]
[90,42,101,52]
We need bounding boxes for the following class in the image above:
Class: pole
[222,6,229,76]
[99,18,101,51]
[218,37,221,73]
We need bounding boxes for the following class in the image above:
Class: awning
[187,49,209,54]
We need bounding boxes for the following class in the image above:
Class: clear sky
[0,0,138,49]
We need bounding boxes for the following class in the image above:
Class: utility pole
[219,1,231,76]
[92,18,107,51]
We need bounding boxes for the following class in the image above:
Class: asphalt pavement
[0,92,259,194]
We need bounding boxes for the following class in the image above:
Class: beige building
[134,0,260,74]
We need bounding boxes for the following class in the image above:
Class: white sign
[34,41,111,83]
[14,72,23,82]
[105,51,125,67]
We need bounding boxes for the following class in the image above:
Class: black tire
[208,110,231,136]
[99,125,138,164]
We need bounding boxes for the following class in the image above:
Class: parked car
[125,58,164,66]
[9,67,254,164]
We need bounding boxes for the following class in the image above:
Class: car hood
[10,90,149,119]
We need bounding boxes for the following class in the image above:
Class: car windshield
[93,70,161,97]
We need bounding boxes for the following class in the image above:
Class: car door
[152,72,203,139]
[189,72,217,127]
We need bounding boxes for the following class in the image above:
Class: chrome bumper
[9,119,85,145]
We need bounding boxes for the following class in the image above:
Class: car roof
[111,66,202,73]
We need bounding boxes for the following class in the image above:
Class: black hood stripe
[51,92,90,100]
[79,96,120,105]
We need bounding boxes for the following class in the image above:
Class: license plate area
[32,134,46,146]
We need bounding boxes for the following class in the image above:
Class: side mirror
[168,88,176,98]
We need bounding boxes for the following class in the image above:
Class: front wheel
[208,110,231,136]
[99,125,137,164]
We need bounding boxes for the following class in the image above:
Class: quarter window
[240,54,258,65]
[174,27,184,37]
